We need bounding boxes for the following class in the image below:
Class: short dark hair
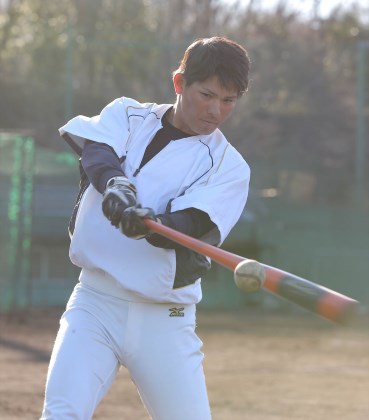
[174,37,250,97]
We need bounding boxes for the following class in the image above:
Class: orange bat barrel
[262,265,358,325]
[144,219,359,325]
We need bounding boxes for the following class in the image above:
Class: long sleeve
[81,140,124,193]
[147,208,216,249]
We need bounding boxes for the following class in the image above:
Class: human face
[172,74,239,135]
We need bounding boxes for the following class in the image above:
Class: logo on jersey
[169,307,185,317]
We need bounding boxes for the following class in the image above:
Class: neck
[165,105,194,136]
[166,106,176,126]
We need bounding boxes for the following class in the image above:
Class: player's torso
[121,103,231,212]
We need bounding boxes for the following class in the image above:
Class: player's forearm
[147,208,216,249]
[81,140,124,193]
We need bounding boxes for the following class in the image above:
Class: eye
[201,92,211,98]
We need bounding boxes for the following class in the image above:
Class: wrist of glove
[119,206,160,239]
[102,176,137,227]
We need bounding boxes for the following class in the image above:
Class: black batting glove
[119,206,160,239]
[102,176,137,227]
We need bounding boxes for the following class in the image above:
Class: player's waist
[79,268,150,302]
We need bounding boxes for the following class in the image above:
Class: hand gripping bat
[144,219,359,325]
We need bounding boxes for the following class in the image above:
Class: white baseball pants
[40,272,211,420]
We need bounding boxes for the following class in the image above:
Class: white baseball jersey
[59,97,250,304]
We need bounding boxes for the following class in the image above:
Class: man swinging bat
[40,37,251,419]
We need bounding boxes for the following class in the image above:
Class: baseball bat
[144,219,359,325]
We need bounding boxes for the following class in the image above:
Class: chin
[198,121,219,135]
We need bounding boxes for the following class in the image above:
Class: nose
[207,99,221,118]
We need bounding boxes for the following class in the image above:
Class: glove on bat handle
[144,219,359,325]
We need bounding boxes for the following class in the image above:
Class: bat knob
[234,260,266,292]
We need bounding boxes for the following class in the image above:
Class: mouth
[201,119,218,127]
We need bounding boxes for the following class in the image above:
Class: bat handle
[145,219,243,270]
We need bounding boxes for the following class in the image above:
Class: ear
[173,73,185,94]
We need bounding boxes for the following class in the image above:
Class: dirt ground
[0,307,368,420]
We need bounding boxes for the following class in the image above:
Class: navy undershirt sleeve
[81,140,124,193]
[147,208,216,249]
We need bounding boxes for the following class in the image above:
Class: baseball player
[41,36,250,420]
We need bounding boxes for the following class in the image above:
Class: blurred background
[0,0,368,316]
